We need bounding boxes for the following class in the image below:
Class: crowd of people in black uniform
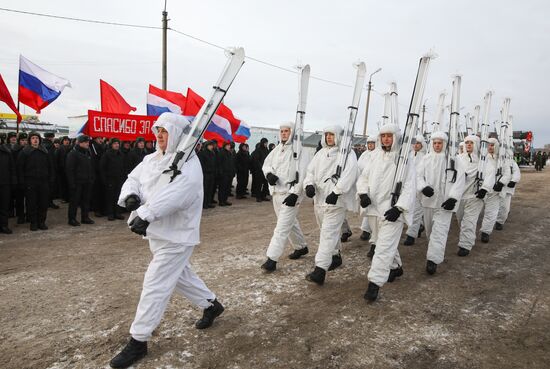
[0,131,279,235]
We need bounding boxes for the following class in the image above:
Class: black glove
[507,181,516,188]
[283,193,298,207]
[266,173,279,186]
[384,206,402,222]
[475,189,488,199]
[441,198,457,210]
[124,194,141,211]
[493,182,504,192]
[359,194,371,208]
[305,185,316,198]
[129,216,149,236]
[421,186,435,197]
[325,192,339,205]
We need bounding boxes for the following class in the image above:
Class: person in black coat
[56,136,72,202]
[17,132,55,231]
[42,132,60,209]
[121,140,132,175]
[0,143,16,233]
[66,135,95,226]
[90,137,106,216]
[235,143,251,199]
[251,138,270,202]
[127,137,147,173]
[10,133,28,224]
[100,138,126,220]
[217,141,236,206]
[198,141,217,209]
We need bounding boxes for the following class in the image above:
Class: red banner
[87,110,157,141]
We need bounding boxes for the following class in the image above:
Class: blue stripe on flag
[207,122,232,141]
[147,104,172,117]
[19,70,60,103]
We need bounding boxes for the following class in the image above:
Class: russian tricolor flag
[18,55,71,113]
[147,84,187,117]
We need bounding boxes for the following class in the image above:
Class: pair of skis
[162,47,246,183]
[288,65,310,187]
[496,98,512,182]
[390,54,435,206]
[445,75,461,184]
[475,91,493,191]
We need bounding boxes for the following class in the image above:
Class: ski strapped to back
[496,97,511,182]
[389,82,399,126]
[390,53,435,206]
[288,64,310,187]
[163,47,245,182]
[475,91,493,191]
[472,104,481,135]
[330,61,366,184]
[445,75,462,184]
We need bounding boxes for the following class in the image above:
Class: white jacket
[356,124,416,225]
[459,135,496,199]
[357,147,376,174]
[262,123,307,196]
[501,159,521,196]
[417,151,465,210]
[303,125,358,211]
[118,113,203,245]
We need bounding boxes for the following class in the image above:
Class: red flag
[183,88,204,116]
[0,74,22,123]
[100,79,136,114]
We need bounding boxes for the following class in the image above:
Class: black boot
[38,223,48,230]
[328,253,342,271]
[360,231,371,241]
[340,231,352,242]
[17,216,25,224]
[457,247,470,257]
[426,260,437,275]
[110,337,147,368]
[367,244,376,258]
[495,222,503,231]
[404,235,415,246]
[481,232,490,243]
[418,224,425,238]
[288,247,308,260]
[364,282,379,302]
[261,258,277,272]
[68,219,81,226]
[387,266,403,283]
[30,223,38,231]
[195,299,224,329]
[81,218,95,225]
[0,226,12,234]
[305,267,326,285]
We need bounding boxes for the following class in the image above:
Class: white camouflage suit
[356,124,416,287]
[456,135,496,251]
[497,152,521,225]
[417,131,465,264]
[356,136,377,237]
[303,125,358,271]
[406,135,427,239]
[118,113,216,342]
[262,122,308,262]
[480,138,510,235]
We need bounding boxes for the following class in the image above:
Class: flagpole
[162,0,168,90]
[16,55,21,134]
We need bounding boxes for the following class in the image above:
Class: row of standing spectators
[0,131,154,233]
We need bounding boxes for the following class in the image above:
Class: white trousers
[457,198,484,251]
[266,193,307,261]
[480,192,500,234]
[314,205,346,270]
[425,208,453,264]
[367,215,379,246]
[367,219,403,287]
[341,216,352,235]
[496,193,512,224]
[361,216,371,233]
[406,195,424,238]
[130,240,215,342]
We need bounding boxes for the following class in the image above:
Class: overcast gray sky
[1,0,549,146]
